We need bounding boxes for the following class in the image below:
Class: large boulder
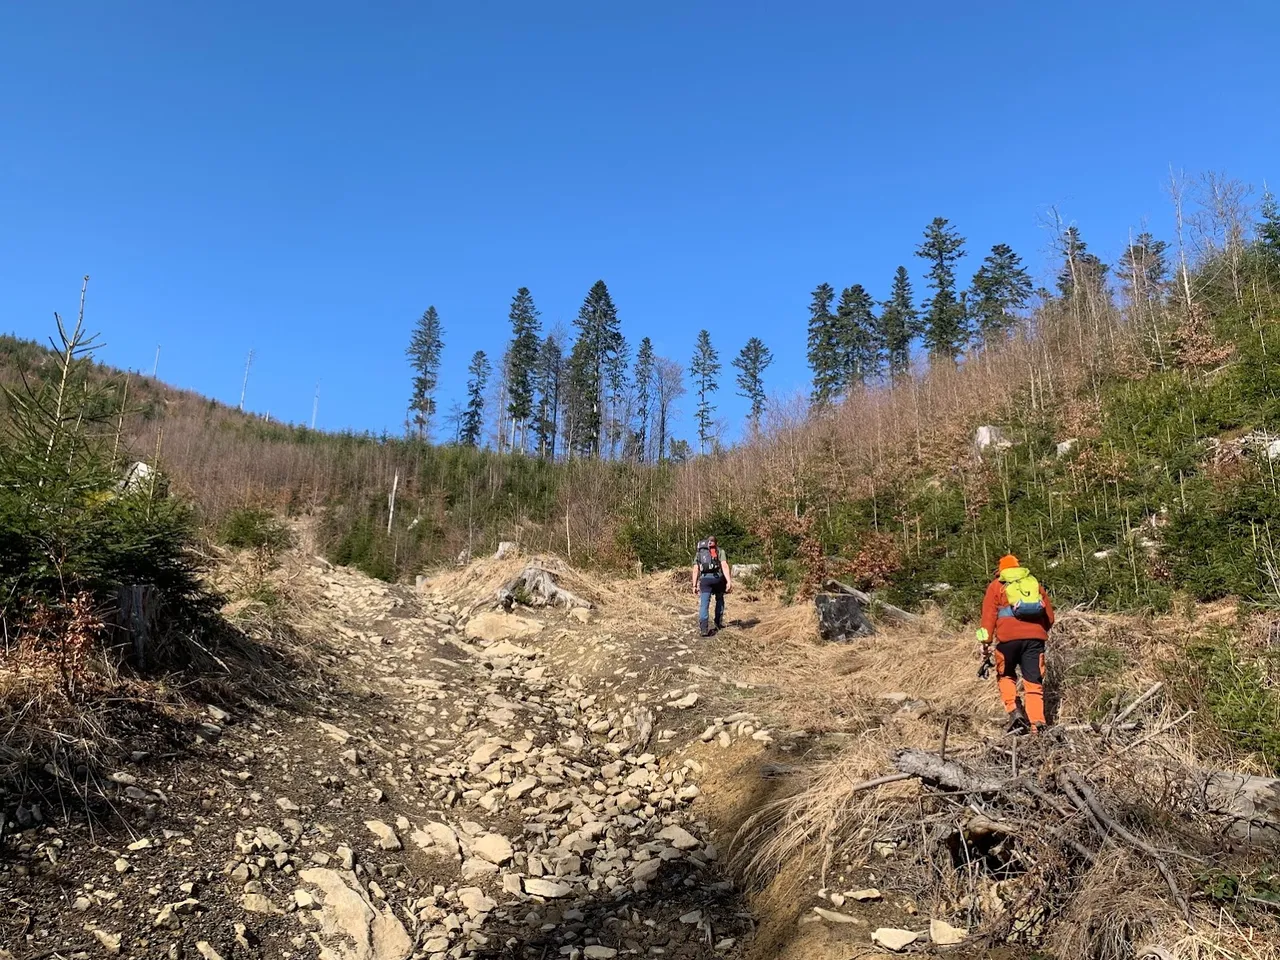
[296,868,411,960]
[814,593,875,642]
[464,611,544,643]
[974,425,1011,455]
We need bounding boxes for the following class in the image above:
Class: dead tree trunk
[497,563,592,610]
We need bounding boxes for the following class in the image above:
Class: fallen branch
[1086,710,1194,774]
[497,563,592,610]
[1062,770,1190,921]
[895,749,1007,794]
[1111,682,1165,730]
[842,771,914,793]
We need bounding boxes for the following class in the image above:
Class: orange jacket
[981,576,1055,643]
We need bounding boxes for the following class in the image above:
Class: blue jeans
[698,575,726,631]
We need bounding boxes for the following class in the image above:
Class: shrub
[1168,632,1280,772]
[220,507,292,552]
[0,300,208,666]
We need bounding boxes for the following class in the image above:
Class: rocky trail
[1,557,811,960]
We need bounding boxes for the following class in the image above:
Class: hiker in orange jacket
[977,554,1055,734]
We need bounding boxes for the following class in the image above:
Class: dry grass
[0,542,328,818]
[421,551,677,627]
[713,594,1280,960]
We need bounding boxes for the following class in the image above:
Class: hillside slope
[4,542,1276,960]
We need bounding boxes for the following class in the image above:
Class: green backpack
[999,573,1045,620]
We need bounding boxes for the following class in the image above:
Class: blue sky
[2,1,1277,441]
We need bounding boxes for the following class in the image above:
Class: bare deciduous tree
[651,357,685,463]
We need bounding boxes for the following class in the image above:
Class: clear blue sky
[2,1,1277,440]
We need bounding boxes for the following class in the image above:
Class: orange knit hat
[998,554,1021,571]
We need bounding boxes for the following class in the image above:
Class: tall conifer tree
[505,287,541,451]
[969,244,1033,343]
[916,218,968,361]
[835,284,880,385]
[732,337,773,429]
[406,306,444,438]
[690,330,720,455]
[879,266,919,381]
[806,283,841,404]
[632,337,655,461]
[460,350,489,447]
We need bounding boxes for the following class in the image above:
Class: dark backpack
[695,542,723,577]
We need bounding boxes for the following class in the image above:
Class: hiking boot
[699,624,711,638]
[714,620,725,631]
[1005,707,1031,735]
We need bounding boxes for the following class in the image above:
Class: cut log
[497,563,592,610]
[823,579,921,624]
[1194,769,1280,843]
[893,749,1007,794]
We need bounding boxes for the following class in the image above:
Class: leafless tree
[1193,171,1254,307]
[651,357,685,463]
[1168,167,1198,316]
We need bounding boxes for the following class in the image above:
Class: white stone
[929,919,968,945]
[632,858,661,882]
[471,833,514,865]
[584,947,617,959]
[523,877,573,898]
[365,821,401,851]
[465,612,543,644]
[848,888,882,901]
[461,858,499,879]
[657,825,700,850]
[411,822,460,859]
[872,928,919,951]
[974,425,1010,454]
[813,907,860,923]
[458,887,496,915]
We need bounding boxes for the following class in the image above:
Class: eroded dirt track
[1,558,795,960]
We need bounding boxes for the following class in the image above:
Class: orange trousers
[994,637,1046,726]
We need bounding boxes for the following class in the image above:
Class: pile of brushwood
[737,683,1280,959]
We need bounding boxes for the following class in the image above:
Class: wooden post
[387,470,399,535]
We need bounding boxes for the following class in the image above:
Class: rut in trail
[2,555,774,960]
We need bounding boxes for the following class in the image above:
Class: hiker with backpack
[976,554,1055,734]
[692,536,734,637]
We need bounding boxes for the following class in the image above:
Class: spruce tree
[561,336,595,458]
[1257,190,1280,269]
[690,330,720,455]
[1057,227,1109,299]
[731,337,773,430]
[916,218,968,361]
[571,281,624,458]
[835,284,880,385]
[533,334,563,460]
[505,287,541,452]
[460,350,489,448]
[632,337,655,461]
[605,337,630,459]
[806,283,841,404]
[969,243,1033,343]
[1117,232,1170,306]
[879,266,919,381]
[406,306,444,438]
